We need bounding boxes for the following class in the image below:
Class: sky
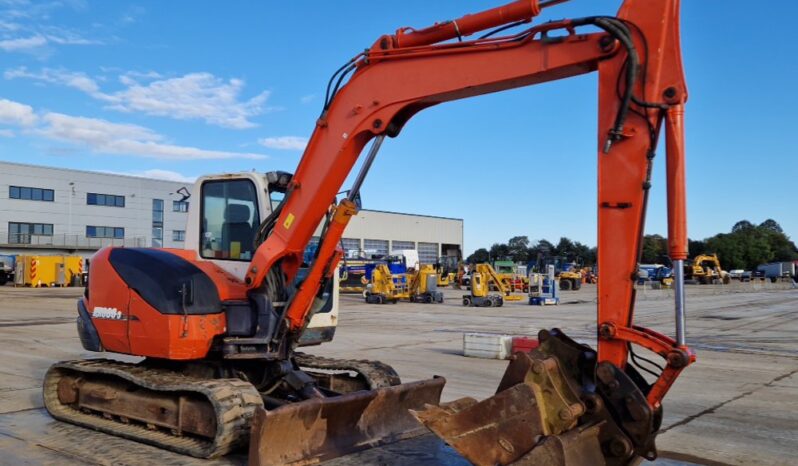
[1,0,796,255]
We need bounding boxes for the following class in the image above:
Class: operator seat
[221,204,255,258]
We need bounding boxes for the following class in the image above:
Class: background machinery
[366,262,444,304]
[364,262,402,303]
[638,263,674,287]
[434,255,458,287]
[529,264,560,305]
[44,1,696,464]
[531,255,584,291]
[493,259,530,292]
[463,263,525,307]
[685,253,730,284]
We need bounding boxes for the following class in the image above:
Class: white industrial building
[0,161,463,262]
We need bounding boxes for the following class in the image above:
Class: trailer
[16,255,83,287]
[756,262,796,282]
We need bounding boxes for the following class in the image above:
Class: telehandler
[44,1,696,464]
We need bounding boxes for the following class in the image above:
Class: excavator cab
[186,172,339,345]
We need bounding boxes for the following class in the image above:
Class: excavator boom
[244,0,694,462]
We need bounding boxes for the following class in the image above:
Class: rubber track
[42,359,263,459]
[294,353,401,389]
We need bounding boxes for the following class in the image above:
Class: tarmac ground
[0,281,795,465]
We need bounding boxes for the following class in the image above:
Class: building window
[152,227,163,246]
[8,222,53,243]
[152,199,164,247]
[87,192,125,207]
[173,200,189,212]
[172,230,186,242]
[418,242,439,264]
[9,186,54,202]
[86,226,124,239]
[152,199,164,224]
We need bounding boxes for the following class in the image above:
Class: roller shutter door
[341,238,361,254]
[418,242,439,264]
[392,240,415,251]
[363,239,389,256]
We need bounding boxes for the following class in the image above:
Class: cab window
[200,179,260,260]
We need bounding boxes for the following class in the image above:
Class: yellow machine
[558,267,583,291]
[364,263,404,303]
[462,263,524,307]
[409,264,445,303]
[17,255,83,287]
[492,260,530,292]
[686,253,730,284]
[435,256,458,287]
[365,263,444,304]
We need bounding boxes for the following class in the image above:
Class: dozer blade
[248,376,445,466]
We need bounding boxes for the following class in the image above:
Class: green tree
[759,219,783,233]
[641,234,668,264]
[572,241,594,265]
[554,237,576,259]
[731,220,755,233]
[489,242,510,261]
[507,236,530,262]
[706,233,748,270]
[467,248,490,264]
[688,239,706,258]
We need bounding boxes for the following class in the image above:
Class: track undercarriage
[43,353,438,460]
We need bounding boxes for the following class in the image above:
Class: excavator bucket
[248,376,445,465]
[412,352,600,466]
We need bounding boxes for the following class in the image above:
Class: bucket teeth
[412,384,543,466]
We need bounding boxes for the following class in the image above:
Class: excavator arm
[243,0,694,463]
[247,0,693,408]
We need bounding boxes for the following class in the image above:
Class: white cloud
[300,94,315,104]
[140,169,196,183]
[0,34,46,51]
[0,2,100,55]
[39,112,266,160]
[103,73,272,129]
[0,20,21,31]
[6,68,273,128]
[0,128,14,137]
[0,98,37,126]
[99,168,195,183]
[0,97,266,160]
[42,29,98,46]
[5,66,100,94]
[258,136,308,150]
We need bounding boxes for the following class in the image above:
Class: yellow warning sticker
[283,213,295,229]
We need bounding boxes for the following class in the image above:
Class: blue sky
[1,0,796,254]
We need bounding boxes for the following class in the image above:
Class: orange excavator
[44,1,695,464]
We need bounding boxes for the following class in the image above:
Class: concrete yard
[0,283,795,465]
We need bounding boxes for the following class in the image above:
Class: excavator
[685,253,731,284]
[44,0,696,464]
